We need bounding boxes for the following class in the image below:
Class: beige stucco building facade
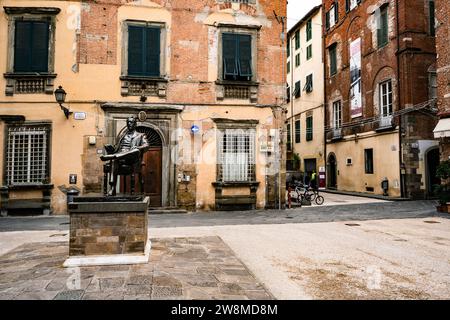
[0,0,287,215]
[285,5,325,185]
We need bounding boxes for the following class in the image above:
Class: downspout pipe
[395,0,404,198]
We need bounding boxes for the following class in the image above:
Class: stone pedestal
[63,196,150,267]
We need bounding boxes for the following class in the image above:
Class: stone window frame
[215,24,259,103]
[120,20,168,98]
[3,121,52,186]
[3,7,60,96]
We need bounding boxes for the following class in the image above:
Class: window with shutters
[326,3,339,30]
[216,26,258,102]
[304,74,313,93]
[120,21,167,97]
[346,0,361,13]
[295,30,300,50]
[295,54,300,67]
[306,116,313,141]
[286,85,291,103]
[306,19,312,42]
[222,33,253,81]
[4,7,59,96]
[295,120,301,144]
[377,6,389,48]
[294,81,301,98]
[287,123,292,151]
[306,45,312,60]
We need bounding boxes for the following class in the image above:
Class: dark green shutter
[429,1,435,36]
[31,21,49,72]
[128,26,145,76]
[306,116,313,141]
[326,11,330,30]
[295,120,301,143]
[378,9,388,47]
[145,27,160,76]
[14,21,49,72]
[128,26,160,77]
[238,34,252,77]
[223,33,238,77]
[14,21,32,72]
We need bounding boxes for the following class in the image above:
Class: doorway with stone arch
[327,153,337,189]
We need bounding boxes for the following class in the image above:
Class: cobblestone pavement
[0,237,272,300]
[0,200,446,232]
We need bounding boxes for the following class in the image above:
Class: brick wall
[436,0,450,160]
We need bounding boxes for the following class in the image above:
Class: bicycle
[293,183,324,206]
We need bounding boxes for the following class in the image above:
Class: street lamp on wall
[54,86,72,119]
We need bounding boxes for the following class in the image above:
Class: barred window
[6,124,50,185]
[218,129,255,182]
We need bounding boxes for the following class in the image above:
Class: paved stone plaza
[0,237,272,300]
[0,197,449,300]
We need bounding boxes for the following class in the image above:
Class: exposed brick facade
[436,0,450,160]
[323,0,437,199]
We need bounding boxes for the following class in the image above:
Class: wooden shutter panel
[326,11,330,30]
[128,26,145,76]
[145,27,160,76]
[223,33,238,77]
[14,21,32,72]
[335,2,339,23]
[238,34,252,77]
[31,21,49,72]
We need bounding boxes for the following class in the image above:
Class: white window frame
[333,100,342,129]
[379,80,393,117]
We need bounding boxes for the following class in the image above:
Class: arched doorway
[426,147,440,197]
[327,153,337,189]
[120,126,163,207]
[139,126,163,207]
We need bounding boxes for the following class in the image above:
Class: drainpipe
[396,0,405,198]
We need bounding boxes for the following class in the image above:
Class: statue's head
[126,116,137,131]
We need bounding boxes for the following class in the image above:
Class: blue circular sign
[191,125,200,134]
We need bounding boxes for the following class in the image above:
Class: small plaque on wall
[74,112,86,120]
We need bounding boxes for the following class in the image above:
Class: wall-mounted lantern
[54,86,73,119]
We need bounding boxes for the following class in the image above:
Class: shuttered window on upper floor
[223,33,252,81]
[128,25,161,77]
[14,20,49,73]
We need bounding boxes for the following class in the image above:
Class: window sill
[4,73,57,96]
[213,181,260,188]
[120,76,168,98]
[215,80,259,102]
[3,184,54,191]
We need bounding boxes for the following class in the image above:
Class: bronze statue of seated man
[100,116,149,196]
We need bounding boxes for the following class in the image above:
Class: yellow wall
[327,131,401,197]
[286,7,324,170]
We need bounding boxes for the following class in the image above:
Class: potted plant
[292,153,301,171]
[434,160,450,213]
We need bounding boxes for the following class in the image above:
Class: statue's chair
[103,155,145,196]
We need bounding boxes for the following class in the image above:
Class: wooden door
[142,147,162,207]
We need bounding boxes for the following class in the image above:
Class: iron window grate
[218,129,255,182]
[6,125,50,185]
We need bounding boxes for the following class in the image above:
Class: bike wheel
[315,195,324,205]
[308,191,316,202]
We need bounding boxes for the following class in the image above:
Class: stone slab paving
[0,236,272,300]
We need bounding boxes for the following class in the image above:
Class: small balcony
[376,115,395,132]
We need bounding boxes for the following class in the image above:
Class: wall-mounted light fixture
[54,86,73,119]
